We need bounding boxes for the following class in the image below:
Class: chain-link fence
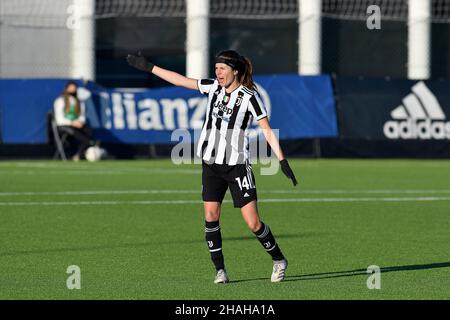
[1,0,450,82]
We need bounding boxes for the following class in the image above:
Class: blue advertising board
[0,75,338,144]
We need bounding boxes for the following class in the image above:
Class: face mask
[68,92,77,98]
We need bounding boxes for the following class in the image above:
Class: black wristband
[147,62,155,72]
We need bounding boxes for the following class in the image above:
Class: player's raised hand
[126,51,154,72]
[280,159,298,186]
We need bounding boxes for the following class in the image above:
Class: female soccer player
[127,50,297,283]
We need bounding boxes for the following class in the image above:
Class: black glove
[126,51,154,73]
[280,159,298,186]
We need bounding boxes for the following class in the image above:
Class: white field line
[1,161,448,169]
[0,168,201,175]
[0,170,124,176]
[1,189,450,197]
[0,190,201,196]
[0,163,201,173]
[1,197,450,206]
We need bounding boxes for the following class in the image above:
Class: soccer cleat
[214,269,229,284]
[271,259,288,283]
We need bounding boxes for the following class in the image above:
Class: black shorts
[202,160,257,208]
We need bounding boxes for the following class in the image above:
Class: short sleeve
[248,94,267,121]
[197,79,216,96]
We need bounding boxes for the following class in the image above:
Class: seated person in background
[53,81,95,161]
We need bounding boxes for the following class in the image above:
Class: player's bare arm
[258,117,298,186]
[152,66,198,90]
[126,52,198,90]
[258,117,285,161]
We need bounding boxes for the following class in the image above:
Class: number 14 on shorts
[235,176,253,190]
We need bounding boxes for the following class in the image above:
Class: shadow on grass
[229,262,450,284]
[0,242,157,257]
[222,232,316,242]
[0,233,310,258]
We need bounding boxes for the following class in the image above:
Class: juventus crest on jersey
[196,79,267,165]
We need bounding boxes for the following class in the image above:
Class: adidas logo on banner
[383,81,450,140]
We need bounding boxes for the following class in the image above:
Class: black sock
[205,221,225,271]
[254,222,285,261]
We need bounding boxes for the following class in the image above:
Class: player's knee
[205,210,220,221]
[247,219,262,233]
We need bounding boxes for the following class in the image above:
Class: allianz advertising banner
[0,75,337,144]
[335,78,450,140]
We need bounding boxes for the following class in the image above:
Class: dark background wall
[96,17,187,88]
[209,18,298,76]
[96,17,299,88]
[432,22,450,78]
[322,19,408,78]
[96,16,448,88]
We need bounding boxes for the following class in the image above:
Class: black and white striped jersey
[196,78,267,165]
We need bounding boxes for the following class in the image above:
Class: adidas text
[383,81,450,140]
[384,119,450,139]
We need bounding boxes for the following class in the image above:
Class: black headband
[215,56,244,72]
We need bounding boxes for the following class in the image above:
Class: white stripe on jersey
[228,100,249,165]
[203,110,219,160]
[196,79,267,165]
[214,125,229,164]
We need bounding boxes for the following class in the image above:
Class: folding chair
[47,111,69,161]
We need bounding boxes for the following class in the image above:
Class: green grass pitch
[0,159,449,299]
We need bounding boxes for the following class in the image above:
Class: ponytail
[240,56,257,92]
